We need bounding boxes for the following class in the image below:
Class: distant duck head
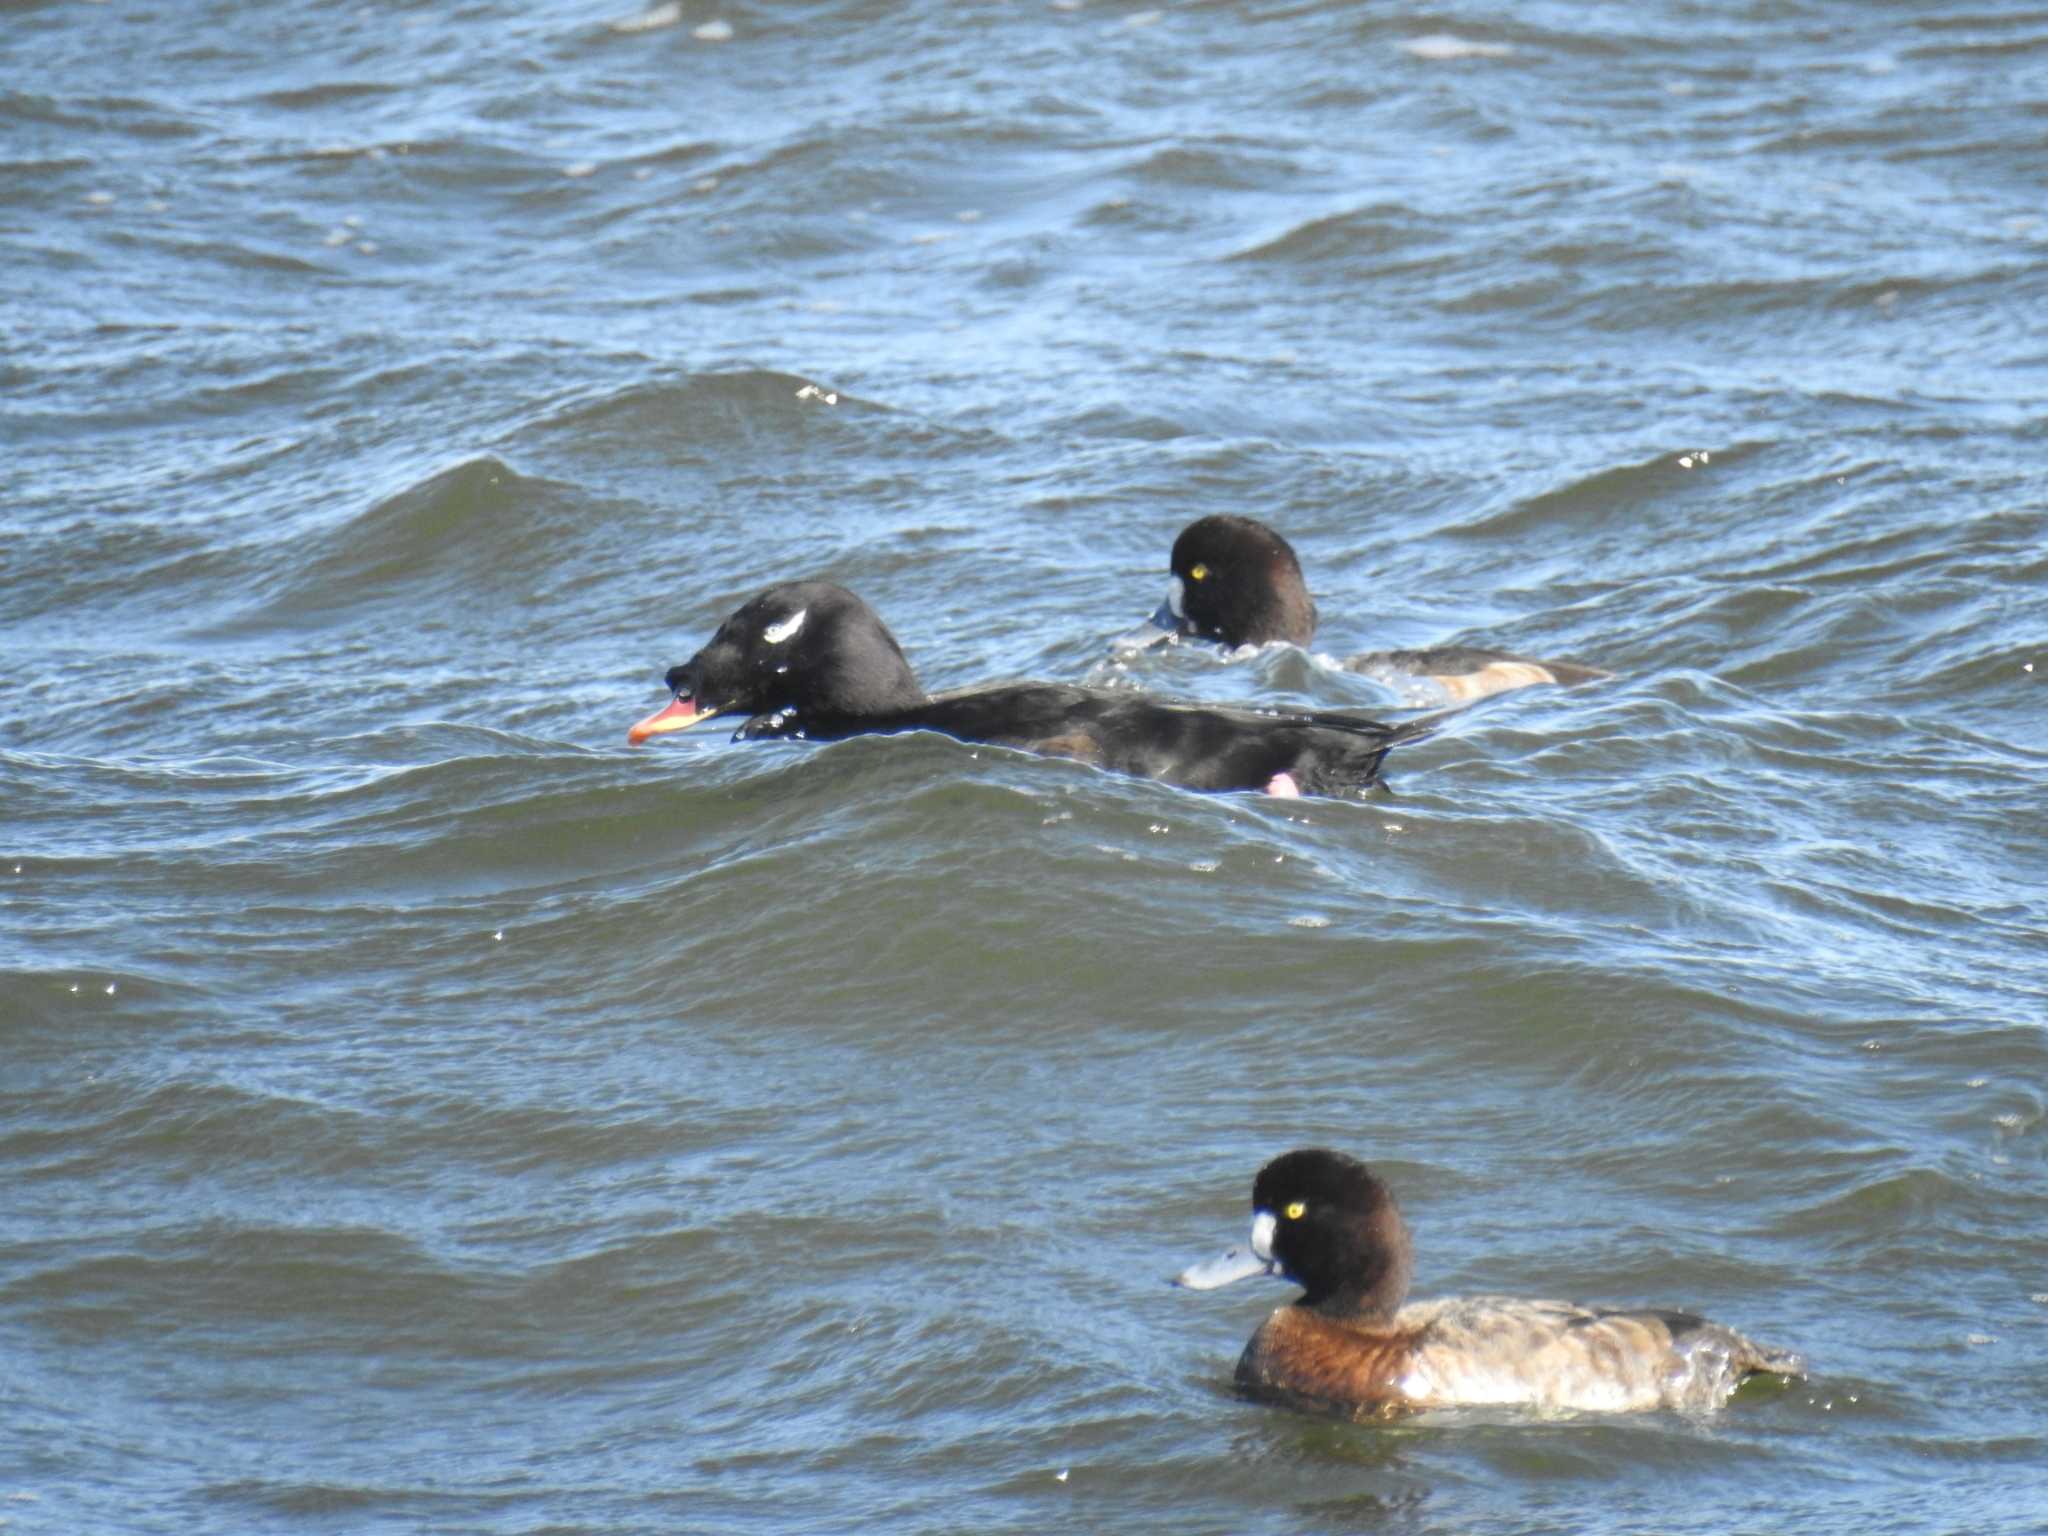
[1118,515,1319,653]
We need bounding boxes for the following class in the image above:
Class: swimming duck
[1177,1148,1804,1417]
[628,581,1439,798]
[1122,515,1610,703]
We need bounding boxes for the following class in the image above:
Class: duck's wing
[1105,695,1452,793]
[911,683,1448,745]
[856,685,1447,797]
[1399,1296,1804,1414]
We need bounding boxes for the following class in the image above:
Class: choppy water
[5,2,2047,1531]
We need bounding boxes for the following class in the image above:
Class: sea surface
[5,1,2047,1531]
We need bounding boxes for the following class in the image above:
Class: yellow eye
[1284,1201,1306,1220]
[1190,563,1209,581]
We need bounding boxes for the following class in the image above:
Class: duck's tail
[1533,658,1614,687]
[1741,1341,1808,1380]
[1300,704,1458,749]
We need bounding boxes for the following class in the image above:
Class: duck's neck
[1304,1278,1406,1326]
[1301,1209,1414,1324]
[810,655,927,722]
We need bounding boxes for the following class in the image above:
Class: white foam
[611,2,681,32]
[1403,35,1513,61]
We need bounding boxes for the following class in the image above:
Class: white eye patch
[762,608,807,645]
[1166,576,1186,620]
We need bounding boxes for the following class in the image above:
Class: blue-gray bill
[1173,1244,1277,1289]
[1174,1210,1281,1288]
[1110,601,1186,656]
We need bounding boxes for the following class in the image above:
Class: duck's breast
[1234,1307,1425,1414]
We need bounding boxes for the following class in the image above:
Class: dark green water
[5,2,2046,1532]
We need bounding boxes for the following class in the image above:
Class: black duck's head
[1177,1148,1414,1321]
[629,580,924,744]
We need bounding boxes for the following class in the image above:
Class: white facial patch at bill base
[1166,576,1186,620]
[1250,1209,1278,1261]
[762,608,807,644]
